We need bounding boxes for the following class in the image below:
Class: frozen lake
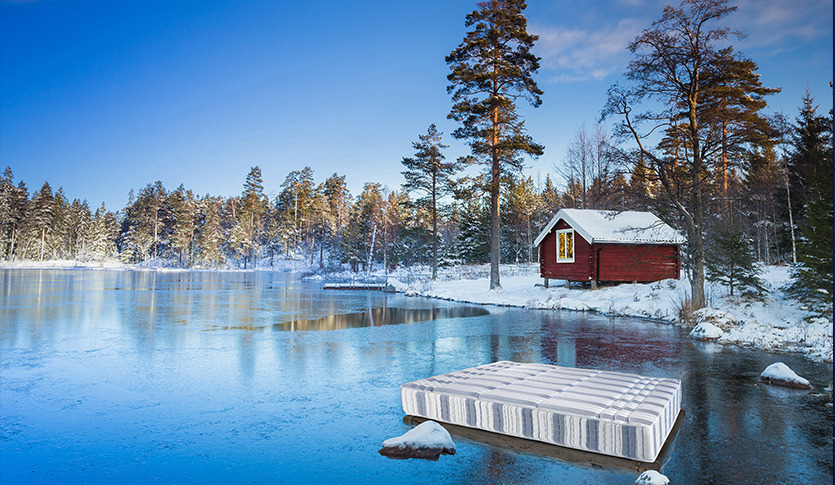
[1,269,832,483]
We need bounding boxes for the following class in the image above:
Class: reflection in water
[274,306,489,331]
[0,269,831,484]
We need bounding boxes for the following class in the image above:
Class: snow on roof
[533,209,686,247]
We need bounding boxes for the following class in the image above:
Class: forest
[1,0,832,316]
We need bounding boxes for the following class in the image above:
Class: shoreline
[4,260,832,363]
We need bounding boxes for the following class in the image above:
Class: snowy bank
[392,265,833,362]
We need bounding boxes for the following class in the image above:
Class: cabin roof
[533,209,686,247]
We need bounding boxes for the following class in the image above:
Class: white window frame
[556,229,575,263]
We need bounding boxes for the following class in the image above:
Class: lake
[1,269,832,484]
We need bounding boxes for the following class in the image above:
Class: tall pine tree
[446,0,543,289]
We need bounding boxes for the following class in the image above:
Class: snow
[379,420,456,460]
[634,470,669,485]
[689,322,724,340]
[760,362,811,388]
[392,264,833,362]
[381,420,456,451]
[534,209,685,246]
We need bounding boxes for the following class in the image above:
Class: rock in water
[635,469,670,485]
[760,362,812,390]
[378,420,456,461]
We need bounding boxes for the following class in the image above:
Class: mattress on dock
[400,361,682,462]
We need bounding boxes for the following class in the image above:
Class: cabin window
[556,229,574,263]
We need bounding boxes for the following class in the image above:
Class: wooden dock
[322,282,387,291]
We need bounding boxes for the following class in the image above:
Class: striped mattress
[400,361,682,462]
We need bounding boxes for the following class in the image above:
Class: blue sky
[2,0,832,210]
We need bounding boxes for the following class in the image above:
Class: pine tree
[705,224,765,297]
[783,95,833,315]
[231,167,267,268]
[276,168,315,259]
[319,173,351,267]
[121,181,170,263]
[702,47,780,216]
[29,182,54,261]
[456,196,491,264]
[401,124,460,279]
[170,185,197,267]
[602,0,777,310]
[447,0,544,289]
[89,202,116,261]
[502,175,539,263]
[195,195,227,269]
[0,168,29,260]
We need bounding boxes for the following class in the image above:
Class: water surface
[1,269,831,483]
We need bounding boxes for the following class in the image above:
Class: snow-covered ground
[388,264,833,363]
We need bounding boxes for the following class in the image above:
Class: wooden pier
[322,282,387,291]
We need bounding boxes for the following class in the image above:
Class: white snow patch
[635,469,669,485]
[760,362,810,387]
[382,420,455,452]
[690,322,724,340]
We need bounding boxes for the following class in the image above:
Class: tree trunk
[431,174,438,280]
[367,224,376,276]
[40,226,46,261]
[689,98,706,310]
[785,172,797,263]
[489,129,501,290]
[722,120,729,216]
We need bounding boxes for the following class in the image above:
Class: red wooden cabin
[533,209,684,288]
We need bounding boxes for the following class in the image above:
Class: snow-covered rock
[378,420,456,461]
[689,322,724,341]
[759,362,812,389]
[635,469,669,485]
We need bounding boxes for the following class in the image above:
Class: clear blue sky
[2,0,832,210]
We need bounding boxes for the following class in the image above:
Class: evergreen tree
[0,168,29,260]
[539,174,561,218]
[446,0,544,289]
[401,124,460,279]
[786,92,833,223]
[89,202,116,261]
[784,95,833,316]
[455,196,491,264]
[502,175,539,263]
[702,47,780,216]
[317,173,351,267]
[120,181,170,263]
[276,167,315,259]
[195,195,227,268]
[231,167,267,268]
[705,224,765,297]
[29,182,54,261]
[169,185,197,267]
